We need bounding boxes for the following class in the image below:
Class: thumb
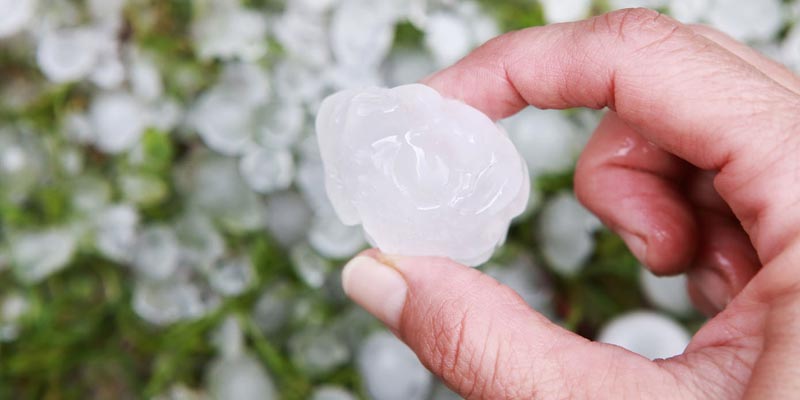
[341,251,672,399]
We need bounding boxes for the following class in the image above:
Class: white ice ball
[36,28,100,83]
[316,84,530,266]
[0,0,35,38]
[597,310,691,360]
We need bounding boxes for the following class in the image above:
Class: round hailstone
[424,11,473,68]
[252,100,304,150]
[63,112,95,144]
[217,62,271,107]
[273,11,330,67]
[189,89,255,156]
[311,386,357,400]
[132,225,180,281]
[175,213,225,268]
[539,0,591,23]
[207,353,277,400]
[308,213,367,259]
[132,279,219,325]
[357,331,433,400]
[597,311,691,360]
[71,174,112,214]
[11,228,77,284]
[316,85,530,266]
[181,153,265,232]
[129,51,163,102]
[272,59,327,106]
[289,327,351,375]
[330,0,398,68]
[36,27,100,83]
[383,50,437,87]
[265,191,313,247]
[484,254,555,318]
[91,46,126,90]
[668,0,711,24]
[89,92,147,154]
[192,5,268,61]
[94,204,139,263]
[781,25,800,73]
[0,293,29,342]
[252,282,295,334]
[538,192,602,276]
[207,256,254,296]
[289,244,331,289]
[0,0,35,38]
[639,267,693,315]
[501,108,580,178]
[297,155,333,214]
[147,97,183,132]
[707,0,784,42]
[608,0,668,9]
[238,147,294,194]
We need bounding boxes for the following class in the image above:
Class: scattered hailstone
[540,0,592,24]
[668,0,711,24]
[0,0,36,38]
[316,84,529,266]
[175,213,225,268]
[252,99,304,150]
[264,191,313,247]
[89,92,147,154]
[119,173,168,206]
[216,62,271,107]
[70,174,112,214]
[207,255,255,297]
[189,89,255,156]
[538,192,602,276]
[0,293,29,342]
[608,0,667,9]
[484,254,555,318]
[308,213,367,259]
[132,225,180,281]
[424,11,473,67]
[311,386,357,400]
[357,331,433,400]
[707,0,783,43]
[289,327,351,375]
[290,244,331,289]
[501,108,580,178]
[272,59,327,107]
[252,282,295,334]
[36,27,100,83]
[128,50,164,102]
[192,2,268,61]
[330,0,398,69]
[273,10,330,67]
[238,147,294,194]
[596,310,691,360]
[207,352,277,400]
[133,279,219,325]
[781,25,800,72]
[383,50,437,87]
[94,204,139,263]
[11,227,77,284]
[639,267,693,315]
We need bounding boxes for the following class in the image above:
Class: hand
[341,8,800,399]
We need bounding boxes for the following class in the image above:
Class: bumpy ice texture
[316,84,529,266]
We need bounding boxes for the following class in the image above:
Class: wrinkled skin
[341,8,800,399]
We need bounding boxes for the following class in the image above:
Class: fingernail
[342,255,407,330]
[619,231,647,264]
[695,268,733,313]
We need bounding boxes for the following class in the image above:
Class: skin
[341,9,800,399]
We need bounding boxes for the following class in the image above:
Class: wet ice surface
[316,84,529,266]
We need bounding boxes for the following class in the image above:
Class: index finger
[424,8,800,263]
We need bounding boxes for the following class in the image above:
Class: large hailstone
[316,84,529,266]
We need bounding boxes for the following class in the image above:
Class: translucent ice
[597,311,690,360]
[36,27,100,83]
[0,0,35,38]
[357,331,432,400]
[639,267,693,315]
[132,225,180,281]
[89,92,147,154]
[11,227,77,283]
[316,84,529,266]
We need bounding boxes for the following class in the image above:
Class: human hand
[341,8,800,399]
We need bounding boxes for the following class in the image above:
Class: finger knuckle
[599,8,684,46]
